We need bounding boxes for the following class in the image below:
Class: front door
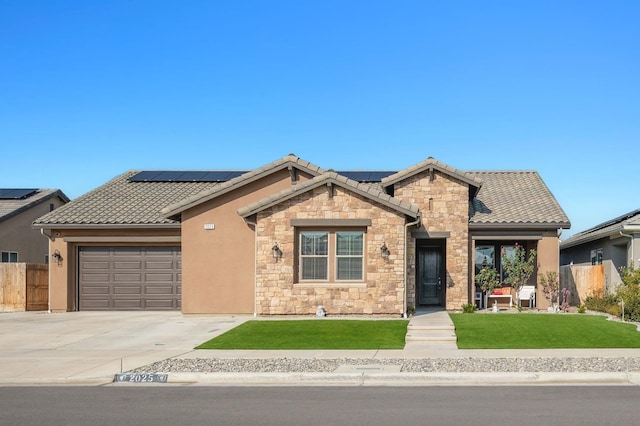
[417,245,444,305]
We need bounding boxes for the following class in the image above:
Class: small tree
[501,243,536,306]
[616,266,640,321]
[475,264,501,294]
[539,271,559,312]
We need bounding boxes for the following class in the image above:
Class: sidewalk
[1,310,639,386]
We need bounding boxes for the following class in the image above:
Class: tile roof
[161,154,326,218]
[32,156,569,230]
[467,171,570,228]
[33,171,216,227]
[237,171,420,219]
[560,208,640,249]
[0,189,69,224]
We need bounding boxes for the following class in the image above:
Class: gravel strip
[130,357,640,374]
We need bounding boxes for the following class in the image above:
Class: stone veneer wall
[254,185,407,316]
[393,170,470,310]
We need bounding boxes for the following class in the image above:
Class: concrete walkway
[404,307,458,350]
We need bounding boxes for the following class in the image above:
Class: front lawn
[450,313,640,349]
[196,319,409,350]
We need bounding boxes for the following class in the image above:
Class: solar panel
[337,171,396,182]
[0,189,38,199]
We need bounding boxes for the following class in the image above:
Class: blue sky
[1,1,638,238]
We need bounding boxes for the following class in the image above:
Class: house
[1,189,69,264]
[560,209,640,294]
[32,155,570,314]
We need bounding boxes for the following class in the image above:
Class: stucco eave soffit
[160,154,325,219]
[237,172,420,220]
[380,158,483,196]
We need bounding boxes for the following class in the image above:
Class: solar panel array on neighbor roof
[128,170,397,183]
[0,189,38,199]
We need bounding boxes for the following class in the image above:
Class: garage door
[78,246,181,310]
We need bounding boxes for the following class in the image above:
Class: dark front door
[417,245,444,305]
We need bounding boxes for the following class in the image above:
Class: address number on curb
[114,373,168,383]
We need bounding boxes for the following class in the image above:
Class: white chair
[518,285,536,308]
[475,291,483,309]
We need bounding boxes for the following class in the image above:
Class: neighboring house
[0,189,69,264]
[560,209,640,293]
[32,155,570,314]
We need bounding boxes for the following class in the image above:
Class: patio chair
[518,285,536,308]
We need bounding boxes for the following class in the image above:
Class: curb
[162,371,640,386]
[2,372,639,386]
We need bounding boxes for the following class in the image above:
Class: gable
[238,172,420,220]
[161,154,325,219]
[381,157,482,197]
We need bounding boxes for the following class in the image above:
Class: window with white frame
[299,230,365,281]
[591,248,603,265]
[1,251,19,263]
[336,232,364,280]
[300,232,329,280]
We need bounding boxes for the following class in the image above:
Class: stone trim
[293,283,368,289]
[290,219,372,227]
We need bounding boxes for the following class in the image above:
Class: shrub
[461,303,477,313]
[539,271,559,310]
[617,267,640,321]
[577,304,586,314]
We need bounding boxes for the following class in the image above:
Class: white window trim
[1,251,19,263]
[297,229,366,283]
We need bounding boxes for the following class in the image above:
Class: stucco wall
[253,185,407,316]
[180,169,313,314]
[393,170,470,310]
[0,197,66,264]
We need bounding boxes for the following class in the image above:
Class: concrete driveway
[0,311,251,384]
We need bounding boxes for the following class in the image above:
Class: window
[336,232,363,280]
[500,245,516,283]
[300,232,329,280]
[1,251,18,263]
[475,245,495,275]
[591,249,603,265]
[299,230,364,281]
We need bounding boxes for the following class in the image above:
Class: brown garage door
[78,246,181,310]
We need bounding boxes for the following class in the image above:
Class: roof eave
[470,222,570,231]
[32,223,181,230]
[162,157,325,218]
[239,176,420,220]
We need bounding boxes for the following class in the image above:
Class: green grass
[450,313,640,349]
[195,319,409,350]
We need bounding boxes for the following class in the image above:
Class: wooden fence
[0,263,48,311]
[560,264,604,305]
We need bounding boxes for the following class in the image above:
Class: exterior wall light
[272,243,283,260]
[380,243,390,259]
[52,249,63,265]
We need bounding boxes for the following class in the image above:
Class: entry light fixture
[272,243,283,260]
[52,249,63,265]
[380,243,390,259]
